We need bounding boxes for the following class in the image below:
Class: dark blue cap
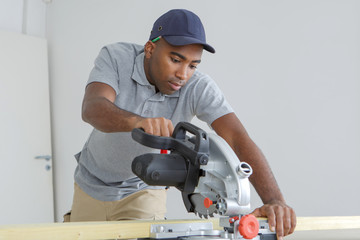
[149,9,215,53]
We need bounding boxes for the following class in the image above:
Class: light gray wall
[0,0,47,37]
[46,0,360,222]
[0,0,23,33]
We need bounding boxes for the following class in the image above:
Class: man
[67,9,296,239]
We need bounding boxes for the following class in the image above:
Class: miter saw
[132,122,276,240]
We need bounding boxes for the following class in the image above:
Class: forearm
[233,140,285,204]
[82,96,141,133]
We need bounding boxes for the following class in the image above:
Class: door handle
[34,155,52,161]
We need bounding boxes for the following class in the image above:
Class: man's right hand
[135,117,174,137]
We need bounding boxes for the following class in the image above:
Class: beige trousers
[64,183,167,222]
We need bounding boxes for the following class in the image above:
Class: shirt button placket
[142,101,152,117]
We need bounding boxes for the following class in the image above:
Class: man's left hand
[251,200,296,239]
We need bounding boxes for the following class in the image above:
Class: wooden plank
[288,229,360,240]
[0,216,359,240]
[295,216,360,231]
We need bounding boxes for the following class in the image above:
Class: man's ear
[144,40,156,58]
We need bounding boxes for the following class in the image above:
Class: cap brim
[163,35,215,53]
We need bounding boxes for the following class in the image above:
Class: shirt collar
[132,52,180,98]
[132,52,150,86]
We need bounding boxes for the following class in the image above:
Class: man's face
[144,38,203,95]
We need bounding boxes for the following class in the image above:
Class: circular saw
[131,122,252,219]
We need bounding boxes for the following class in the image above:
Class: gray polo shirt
[74,42,233,201]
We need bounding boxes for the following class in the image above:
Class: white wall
[0,0,23,33]
[0,0,47,37]
[46,0,360,222]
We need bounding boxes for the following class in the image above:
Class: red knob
[203,197,213,208]
[160,149,168,154]
[238,214,259,239]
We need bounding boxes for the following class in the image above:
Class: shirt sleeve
[87,46,120,95]
[193,75,234,125]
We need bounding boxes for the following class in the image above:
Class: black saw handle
[131,122,209,165]
[172,122,209,153]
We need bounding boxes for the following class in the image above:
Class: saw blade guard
[192,132,253,216]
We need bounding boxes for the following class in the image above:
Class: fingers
[274,206,284,239]
[251,202,296,239]
[266,207,277,233]
[137,117,174,137]
[279,205,296,237]
[251,206,277,232]
[289,207,297,234]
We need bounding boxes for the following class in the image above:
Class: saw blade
[190,193,217,218]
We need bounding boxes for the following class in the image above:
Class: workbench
[0,216,359,240]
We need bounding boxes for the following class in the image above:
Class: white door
[0,31,54,224]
